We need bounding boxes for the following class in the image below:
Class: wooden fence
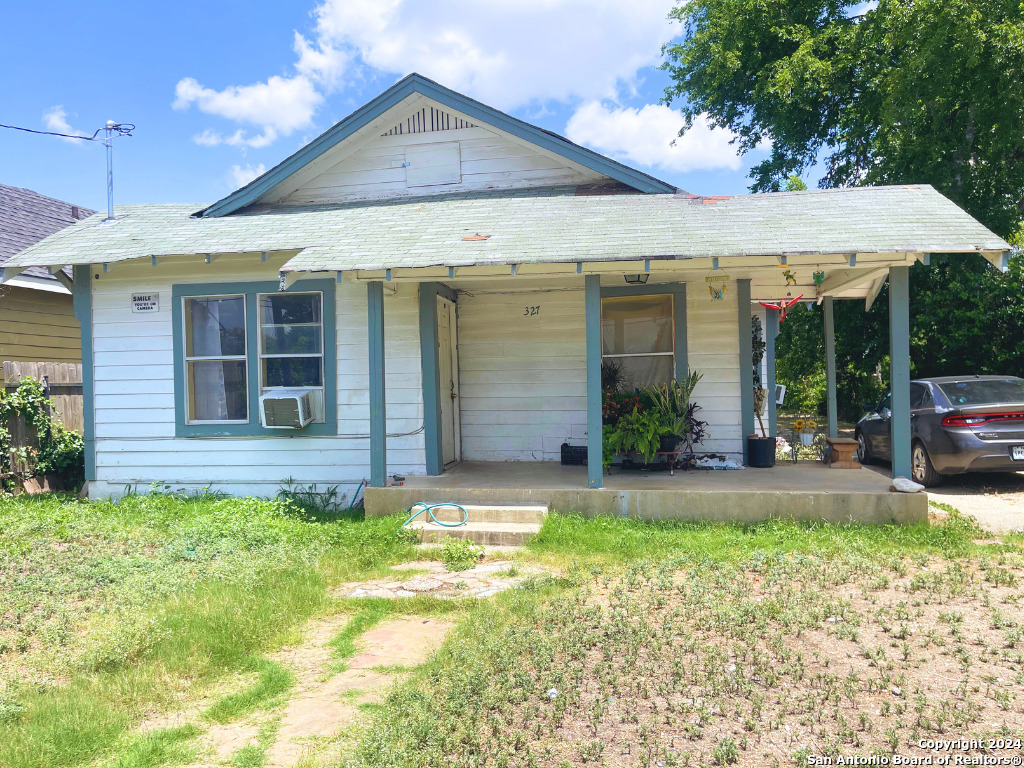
[3,361,84,477]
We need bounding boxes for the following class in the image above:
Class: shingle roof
[4,184,1008,275]
[0,184,95,280]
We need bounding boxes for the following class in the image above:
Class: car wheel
[856,431,873,465]
[911,441,943,487]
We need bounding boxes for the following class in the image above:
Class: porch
[364,461,927,524]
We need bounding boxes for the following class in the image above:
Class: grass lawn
[1,492,1022,768]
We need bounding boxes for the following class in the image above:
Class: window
[601,294,675,388]
[183,296,248,423]
[910,383,933,410]
[258,292,325,418]
[173,279,336,437]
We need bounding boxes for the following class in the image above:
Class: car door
[871,393,893,459]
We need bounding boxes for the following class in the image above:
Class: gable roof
[198,73,677,218]
[7,185,1009,275]
[0,184,94,281]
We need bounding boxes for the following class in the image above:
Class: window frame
[172,279,336,437]
[181,294,250,426]
[599,283,688,386]
[256,291,327,412]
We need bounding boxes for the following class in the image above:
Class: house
[2,74,1010,521]
[0,185,94,364]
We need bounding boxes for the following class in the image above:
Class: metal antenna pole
[104,120,115,221]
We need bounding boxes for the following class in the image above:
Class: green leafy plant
[605,407,673,463]
[601,424,616,470]
[440,538,484,572]
[642,373,709,457]
[0,378,84,491]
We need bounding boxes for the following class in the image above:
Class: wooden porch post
[368,281,387,487]
[888,266,912,478]
[765,307,778,438]
[737,279,754,463]
[418,283,442,475]
[585,274,603,488]
[824,297,839,438]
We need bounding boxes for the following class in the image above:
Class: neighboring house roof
[197,73,677,218]
[5,185,1009,275]
[0,184,95,282]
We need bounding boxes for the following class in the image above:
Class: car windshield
[937,378,1024,406]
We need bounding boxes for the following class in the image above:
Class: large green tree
[663,0,1024,235]
[663,0,1024,415]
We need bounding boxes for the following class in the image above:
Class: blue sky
[1,0,779,211]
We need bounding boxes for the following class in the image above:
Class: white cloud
[566,101,745,173]
[307,0,677,109]
[42,106,90,143]
[229,163,267,188]
[175,0,679,149]
[173,75,323,146]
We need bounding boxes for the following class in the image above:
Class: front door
[437,296,461,466]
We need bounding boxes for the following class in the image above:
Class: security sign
[131,293,159,313]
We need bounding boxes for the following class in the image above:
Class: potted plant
[746,317,775,467]
[645,371,703,453]
[794,418,818,446]
[605,406,673,465]
[747,387,776,467]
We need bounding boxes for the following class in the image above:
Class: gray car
[856,375,1024,486]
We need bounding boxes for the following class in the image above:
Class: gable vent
[382,106,476,137]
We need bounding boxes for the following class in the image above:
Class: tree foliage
[663,0,1024,416]
[663,0,1024,235]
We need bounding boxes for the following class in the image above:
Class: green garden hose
[401,501,469,529]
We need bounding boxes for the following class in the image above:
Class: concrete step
[415,503,548,525]
[408,520,543,547]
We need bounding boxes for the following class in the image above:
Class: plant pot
[746,435,776,468]
[659,434,679,453]
[799,432,815,446]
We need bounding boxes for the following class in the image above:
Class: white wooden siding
[87,257,425,498]
[281,116,607,205]
[457,288,587,461]
[686,281,743,457]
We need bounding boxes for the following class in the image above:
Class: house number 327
[523,306,540,316]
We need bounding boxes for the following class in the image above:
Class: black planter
[659,434,680,453]
[746,435,776,468]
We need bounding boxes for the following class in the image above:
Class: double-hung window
[173,279,335,436]
[183,296,248,423]
[601,294,676,388]
[258,292,325,418]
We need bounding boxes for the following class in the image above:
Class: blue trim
[367,282,387,487]
[419,283,442,475]
[600,282,688,380]
[737,279,754,461]
[171,279,336,437]
[199,73,675,218]
[889,266,912,478]
[585,275,603,489]
[765,309,778,438]
[72,266,95,482]
[823,297,838,438]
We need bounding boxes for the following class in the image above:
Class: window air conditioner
[259,388,315,429]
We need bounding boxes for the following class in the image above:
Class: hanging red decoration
[759,294,805,322]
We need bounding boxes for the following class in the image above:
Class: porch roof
[3,183,1008,277]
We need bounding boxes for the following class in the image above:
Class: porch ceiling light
[624,274,649,285]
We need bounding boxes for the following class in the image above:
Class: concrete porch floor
[365,461,927,525]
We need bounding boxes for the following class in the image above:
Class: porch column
[765,307,778,438]
[418,283,442,475]
[737,279,754,463]
[368,281,387,487]
[585,274,603,488]
[824,296,838,438]
[889,266,912,478]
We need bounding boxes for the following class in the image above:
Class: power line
[0,122,134,141]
